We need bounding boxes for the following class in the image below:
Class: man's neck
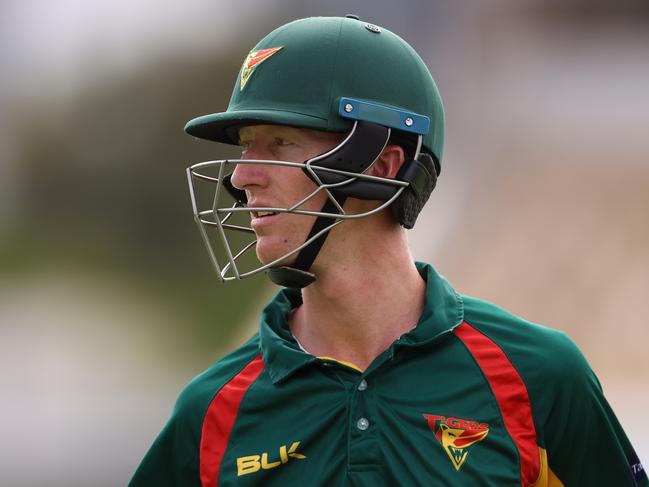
[288,217,427,371]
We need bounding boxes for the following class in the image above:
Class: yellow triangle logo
[240,46,283,91]
[424,414,490,472]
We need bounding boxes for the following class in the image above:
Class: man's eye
[275,137,292,146]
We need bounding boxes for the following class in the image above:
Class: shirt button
[357,418,370,431]
[357,379,368,391]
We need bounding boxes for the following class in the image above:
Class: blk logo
[237,441,306,477]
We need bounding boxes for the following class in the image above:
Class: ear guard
[392,152,438,229]
[304,120,439,229]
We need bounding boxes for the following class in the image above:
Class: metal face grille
[187,157,407,283]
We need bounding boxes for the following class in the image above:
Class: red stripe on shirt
[200,354,265,487]
[454,322,539,486]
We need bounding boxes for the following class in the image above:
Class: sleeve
[540,333,648,487]
[128,388,203,487]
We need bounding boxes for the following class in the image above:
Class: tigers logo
[423,414,489,471]
[240,47,283,90]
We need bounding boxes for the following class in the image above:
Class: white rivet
[344,103,354,113]
[365,23,381,34]
[358,379,368,391]
[357,418,370,430]
[405,117,414,127]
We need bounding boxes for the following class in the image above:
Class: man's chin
[256,245,297,269]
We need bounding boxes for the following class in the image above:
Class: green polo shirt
[130,263,647,487]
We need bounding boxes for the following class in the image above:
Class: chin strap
[265,194,347,288]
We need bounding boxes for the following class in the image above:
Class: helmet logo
[240,46,283,91]
[364,23,381,33]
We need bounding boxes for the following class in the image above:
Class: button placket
[355,379,370,432]
[347,374,380,470]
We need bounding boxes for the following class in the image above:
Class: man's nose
[230,161,268,191]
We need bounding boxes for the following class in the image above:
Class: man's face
[231,125,343,266]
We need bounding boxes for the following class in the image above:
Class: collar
[259,262,464,384]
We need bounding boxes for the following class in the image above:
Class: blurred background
[1,0,648,485]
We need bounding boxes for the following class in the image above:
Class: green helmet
[186,16,445,288]
[185,15,444,171]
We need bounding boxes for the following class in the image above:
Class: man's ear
[370,144,405,179]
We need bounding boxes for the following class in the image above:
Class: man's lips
[250,208,282,228]
[251,210,279,218]
[248,200,280,220]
